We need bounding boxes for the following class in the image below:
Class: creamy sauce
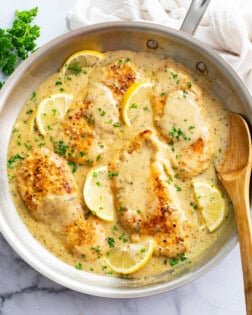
[7,50,233,279]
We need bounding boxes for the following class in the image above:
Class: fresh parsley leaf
[0,8,40,87]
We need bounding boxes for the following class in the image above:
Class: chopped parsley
[180,253,187,261]
[38,142,45,148]
[98,108,106,116]
[111,225,118,232]
[75,263,83,270]
[187,82,192,88]
[24,142,32,150]
[169,126,189,141]
[130,103,138,109]
[118,205,125,212]
[67,160,78,173]
[174,184,182,192]
[67,62,82,75]
[84,114,94,125]
[25,109,33,115]
[112,122,121,128]
[31,91,36,100]
[107,237,115,248]
[119,233,128,243]
[171,72,178,79]
[165,177,173,184]
[188,125,195,131]
[170,253,188,267]
[91,246,101,254]
[47,125,54,130]
[170,257,179,266]
[183,89,189,98]
[54,140,69,156]
[85,159,93,164]
[118,58,130,64]
[190,201,198,210]
[108,171,119,178]
[7,154,24,169]
[84,211,92,219]
[96,154,102,161]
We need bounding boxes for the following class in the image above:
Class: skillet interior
[0,22,251,297]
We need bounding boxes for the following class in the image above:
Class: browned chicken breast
[51,60,141,165]
[103,60,139,98]
[109,130,189,257]
[66,218,106,261]
[16,147,83,225]
[152,67,213,178]
[16,147,106,259]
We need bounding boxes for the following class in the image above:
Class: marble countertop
[0,1,246,314]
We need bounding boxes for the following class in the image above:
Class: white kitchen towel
[66,0,252,93]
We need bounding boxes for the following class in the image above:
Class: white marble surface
[0,1,246,314]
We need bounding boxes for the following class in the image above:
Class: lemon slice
[121,82,153,127]
[36,93,74,135]
[83,166,114,222]
[61,50,105,76]
[105,239,154,274]
[192,180,226,232]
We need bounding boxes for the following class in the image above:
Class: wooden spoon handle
[227,167,252,314]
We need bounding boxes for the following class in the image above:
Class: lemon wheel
[36,93,74,136]
[61,50,105,76]
[105,239,154,274]
[192,180,226,232]
[121,82,153,127]
[83,166,115,222]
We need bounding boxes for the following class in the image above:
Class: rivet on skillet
[196,61,207,73]
[146,40,159,49]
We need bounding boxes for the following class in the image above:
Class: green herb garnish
[108,171,119,178]
[67,160,78,173]
[54,140,69,156]
[107,237,115,248]
[7,154,24,169]
[0,8,40,86]
[75,263,83,270]
[169,126,189,141]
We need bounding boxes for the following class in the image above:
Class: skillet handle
[180,0,211,35]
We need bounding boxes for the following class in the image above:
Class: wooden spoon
[218,113,252,314]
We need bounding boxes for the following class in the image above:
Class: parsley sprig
[0,7,40,86]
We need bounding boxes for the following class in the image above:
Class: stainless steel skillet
[0,0,251,298]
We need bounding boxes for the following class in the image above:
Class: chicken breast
[94,59,140,100]
[66,218,106,261]
[16,147,83,226]
[152,68,213,178]
[109,130,189,257]
[51,60,142,166]
[16,147,106,259]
